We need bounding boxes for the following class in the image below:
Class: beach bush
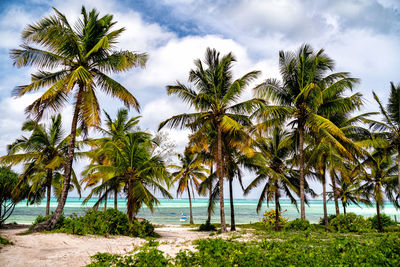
[369,213,396,230]
[198,219,216,231]
[319,214,337,225]
[30,209,157,237]
[284,218,310,231]
[330,213,372,233]
[261,209,288,229]
[0,235,13,247]
[29,213,66,232]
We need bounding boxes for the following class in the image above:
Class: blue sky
[0,0,399,199]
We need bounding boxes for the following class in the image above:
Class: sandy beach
[0,225,211,267]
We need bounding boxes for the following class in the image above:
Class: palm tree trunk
[299,124,306,219]
[207,165,213,222]
[376,201,383,232]
[114,190,118,210]
[343,203,346,214]
[322,171,328,231]
[33,87,82,231]
[127,177,134,222]
[398,150,400,199]
[103,190,107,212]
[229,178,235,231]
[46,170,52,216]
[217,125,227,232]
[188,186,194,224]
[331,171,340,216]
[274,185,280,231]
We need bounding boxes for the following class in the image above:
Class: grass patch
[0,235,13,249]
[88,231,400,266]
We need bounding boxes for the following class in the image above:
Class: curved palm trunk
[274,185,280,231]
[376,201,383,232]
[33,88,82,231]
[187,186,194,224]
[114,190,118,210]
[217,125,227,232]
[229,178,235,231]
[331,170,340,216]
[299,125,306,219]
[322,171,328,231]
[45,170,52,216]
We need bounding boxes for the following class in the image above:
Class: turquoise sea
[6,198,400,225]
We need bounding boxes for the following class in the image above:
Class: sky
[0,0,399,200]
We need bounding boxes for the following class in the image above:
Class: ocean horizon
[6,197,400,225]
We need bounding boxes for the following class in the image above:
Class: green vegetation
[29,209,157,237]
[330,213,373,233]
[10,6,147,231]
[284,218,311,231]
[198,220,216,232]
[0,235,13,249]
[261,209,288,229]
[88,232,400,266]
[0,167,20,226]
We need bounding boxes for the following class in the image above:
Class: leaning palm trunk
[343,202,347,214]
[188,186,194,224]
[229,178,235,231]
[217,125,227,232]
[33,91,82,231]
[45,170,52,216]
[299,125,306,219]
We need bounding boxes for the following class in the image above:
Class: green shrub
[88,242,170,267]
[0,235,13,246]
[29,213,66,232]
[369,214,396,230]
[284,218,310,231]
[198,220,216,231]
[88,234,400,266]
[330,213,372,233]
[262,209,288,229]
[30,209,156,237]
[319,214,336,225]
[385,225,400,232]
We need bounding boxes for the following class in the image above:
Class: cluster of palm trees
[1,6,399,233]
[160,46,400,232]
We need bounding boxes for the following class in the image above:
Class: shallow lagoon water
[6,198,400,225]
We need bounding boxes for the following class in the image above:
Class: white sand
[0,225,211,267]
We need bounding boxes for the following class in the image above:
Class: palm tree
[170,151,208,224]
[0,115,81,216]
[368,83,400,200]
[254,44,359,219]
[245,128,305,231]
[159,48,260,232]
[81,109,141,210]
[328,171,371,214]
[10,7,147,230]
[357,139,398,232]
[83,131,171,222]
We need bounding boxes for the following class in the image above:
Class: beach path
[0,225,210,267]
